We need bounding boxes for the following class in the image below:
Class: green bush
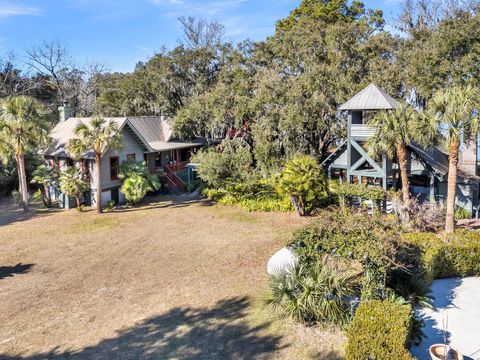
[336,182,386,201]
[289,208,407,299]
[202,178,294,212]
[275,155,328,216]
[455,206,471,220]
[119,160,160,204]
[191,140,253,189]
[346,300,414,360]
[266,260,360,325]
[403,230,480,281]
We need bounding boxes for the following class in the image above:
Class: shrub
[266,259,360,325]
[191,140,252,189]
[345,300,414,360]
[403,230,480,281]
[59,167,89,210]
[276,155,328,216]
[455,206,471,220]
[202,178,294,212]
[119,160,160,204]
[289,207,408,299]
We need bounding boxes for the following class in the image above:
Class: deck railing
[164,162,187,193]
[350,124,376,139]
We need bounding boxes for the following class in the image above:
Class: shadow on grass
[0,263,35,280]
[0,203,63,227]
[2,296,286,360]
[112,194,216,213]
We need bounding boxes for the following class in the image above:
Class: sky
[0,0,403,73]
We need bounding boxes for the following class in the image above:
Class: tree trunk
[396,144,410,204]
[445,140,460,233]
[95,153,103,214]
[44,184,52,207]
[75,194,82,211]
[16,153,29,213]
[290,195,305,216]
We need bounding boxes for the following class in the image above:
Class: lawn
[0,196,345,359]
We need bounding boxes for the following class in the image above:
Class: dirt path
[0,196,344,359]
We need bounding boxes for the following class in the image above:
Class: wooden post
[430,172,435,204]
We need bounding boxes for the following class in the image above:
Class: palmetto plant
[424,84,480,233]
[367,104,421,204]
[59,167,89,210]
[31,164,58,207]
[0,96,49,212]
[276,155,328,216]
[265,260,360,325]
[68,117,122,213]
[119,160,160,205]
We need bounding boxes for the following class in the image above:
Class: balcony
[350,124,376,139]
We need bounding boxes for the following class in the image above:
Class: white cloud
[0,1,41,18]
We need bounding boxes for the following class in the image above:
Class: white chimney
[58,105,72,122]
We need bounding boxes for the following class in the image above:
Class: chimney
[58,105,72,122]
[460,137,478,176]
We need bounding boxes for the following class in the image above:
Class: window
[127,153,136,161]
[110,157,120,180]
[66,158,74,167]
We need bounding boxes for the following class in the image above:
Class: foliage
[289,207,407,299]
[367,105,427,203]
[31,164,58,207]
[345,300,414,360]
[218,193,293,212]
[336,182,386,203]
[68,117,123,213]
[119,160,160,205]
[406,197,445,232]
[0,95,49,212]
[265,259,360,325]
[276,155,328,216]
[276,0,384,32]
[403,230,480,281]
[425,84,480,233]
[192,140,252,189]
[59,167,89,210]
[454,206,471,220]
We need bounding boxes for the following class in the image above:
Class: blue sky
[0,0,403,73]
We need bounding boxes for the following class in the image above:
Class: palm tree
[0,96,48,212]
[426,84,480,233]
[367,104,421,204]
[59,167,89,210]
[68,117,122,213]
[31,164,58,207]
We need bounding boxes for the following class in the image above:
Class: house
[42,107,205,208]
[322,84,480,216]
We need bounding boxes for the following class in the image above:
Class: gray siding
[100,129,145,191]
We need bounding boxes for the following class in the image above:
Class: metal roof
[339,83,401,111]
[43,116,203,158]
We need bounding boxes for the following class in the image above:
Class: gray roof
[409,143,480,182]
[43,116,203,158]
[339,83,401,111]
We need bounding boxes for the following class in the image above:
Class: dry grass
[0,195,345,359]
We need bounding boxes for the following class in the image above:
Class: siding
[97,129,145,191]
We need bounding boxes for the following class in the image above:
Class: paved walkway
[411,277,480,360]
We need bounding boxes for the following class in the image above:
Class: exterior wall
[460,138,478,176]
[97,128,145,192]
[437,180,475,215]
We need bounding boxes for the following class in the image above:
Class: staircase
[164,162,187,194]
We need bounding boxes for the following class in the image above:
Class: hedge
[346,300,414,360]
[402,230,480,282]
